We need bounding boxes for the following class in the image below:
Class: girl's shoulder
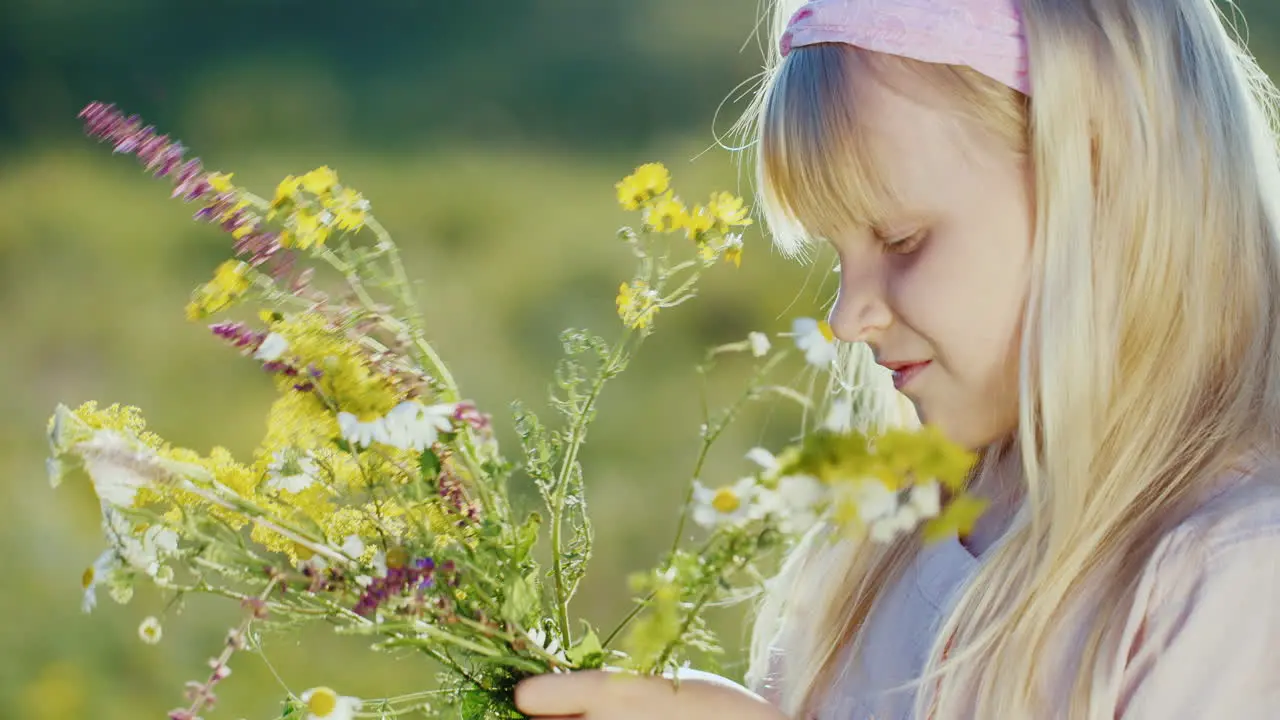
[1165,449,1280,554]
[1113,451,1280,717]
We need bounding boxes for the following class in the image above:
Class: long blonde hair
[737,0,1280,717]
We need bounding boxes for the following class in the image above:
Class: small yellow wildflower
[328,187,370,232]
[680,205,715,242]
[300,166,340,196]
[185,260,251,320]
[707,191,753,230]
[642,191,685,233]
[293,209,332,249]
[273,175,302,208]
[615,163,670,211]
[616,280,659,329]
[207,172,235,194]
[721,233,744,267]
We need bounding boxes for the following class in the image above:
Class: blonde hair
[737,0,1280,717]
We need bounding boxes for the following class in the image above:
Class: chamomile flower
[849,479,944,542]
[138,616,163,645]
[745,447,780,476]
[691,477,760,529]
[299,686,361,720]
[336,412,385,449]
[254,332,289,362]
[758,474,826,534]
[381,401,456,451]
[525,626,569,664]
[748,331,772,358]
[265,449,319,493]
[792,317,839,369]
[909,481,943,518]
[81,549,121,613]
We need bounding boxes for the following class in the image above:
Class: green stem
[666,351,790,561]
[549,330,635,647]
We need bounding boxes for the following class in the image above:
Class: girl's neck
[959,437,1026,559]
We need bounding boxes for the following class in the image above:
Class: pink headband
[780,0,1031,95]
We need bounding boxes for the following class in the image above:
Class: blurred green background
[4,2,1280,718]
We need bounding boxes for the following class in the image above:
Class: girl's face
[825,70,1035,450]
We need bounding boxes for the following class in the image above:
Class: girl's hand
[514,669,787,720]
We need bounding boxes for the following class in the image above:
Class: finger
[514,671,605,716]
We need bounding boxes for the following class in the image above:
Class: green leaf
[501,574,538,625]
[419,448,442,479]
[515,512,541,563]
[566,626,604,666]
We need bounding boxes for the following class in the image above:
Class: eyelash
[881,230,927,255]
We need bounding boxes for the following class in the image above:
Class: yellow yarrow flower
[269,313,401,422]
[615,163,670,211]
[616,280,659,329]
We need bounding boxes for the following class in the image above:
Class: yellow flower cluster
[616,279,659,330]
[614,164,753,264]
[270,166,370,250]
[791,425,985,541]
[185,260,251,320]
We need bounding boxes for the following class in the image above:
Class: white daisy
[81,549,121,613]
[138,616,163,645]
[792,317,839,369]
[254,332,290,362]
[265,450,319,494]
[908,481,942,519]
[336,412,386,449]
[299,686,361,720]
[691,477,759,528]
[381,401,456,451]
[748,331,772,358]
[758,473,826,534]
[100,505,180,579]
[525,626,570,664]
[744,447,780,475]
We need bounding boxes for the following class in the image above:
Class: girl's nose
[828,270,892,344]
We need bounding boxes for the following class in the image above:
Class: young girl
[516,0,1280,717]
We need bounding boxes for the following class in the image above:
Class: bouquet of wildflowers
[46,102,986,720]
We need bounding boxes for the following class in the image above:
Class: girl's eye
[882,230,927,255]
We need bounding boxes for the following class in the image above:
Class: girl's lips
[891,361,931,391]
